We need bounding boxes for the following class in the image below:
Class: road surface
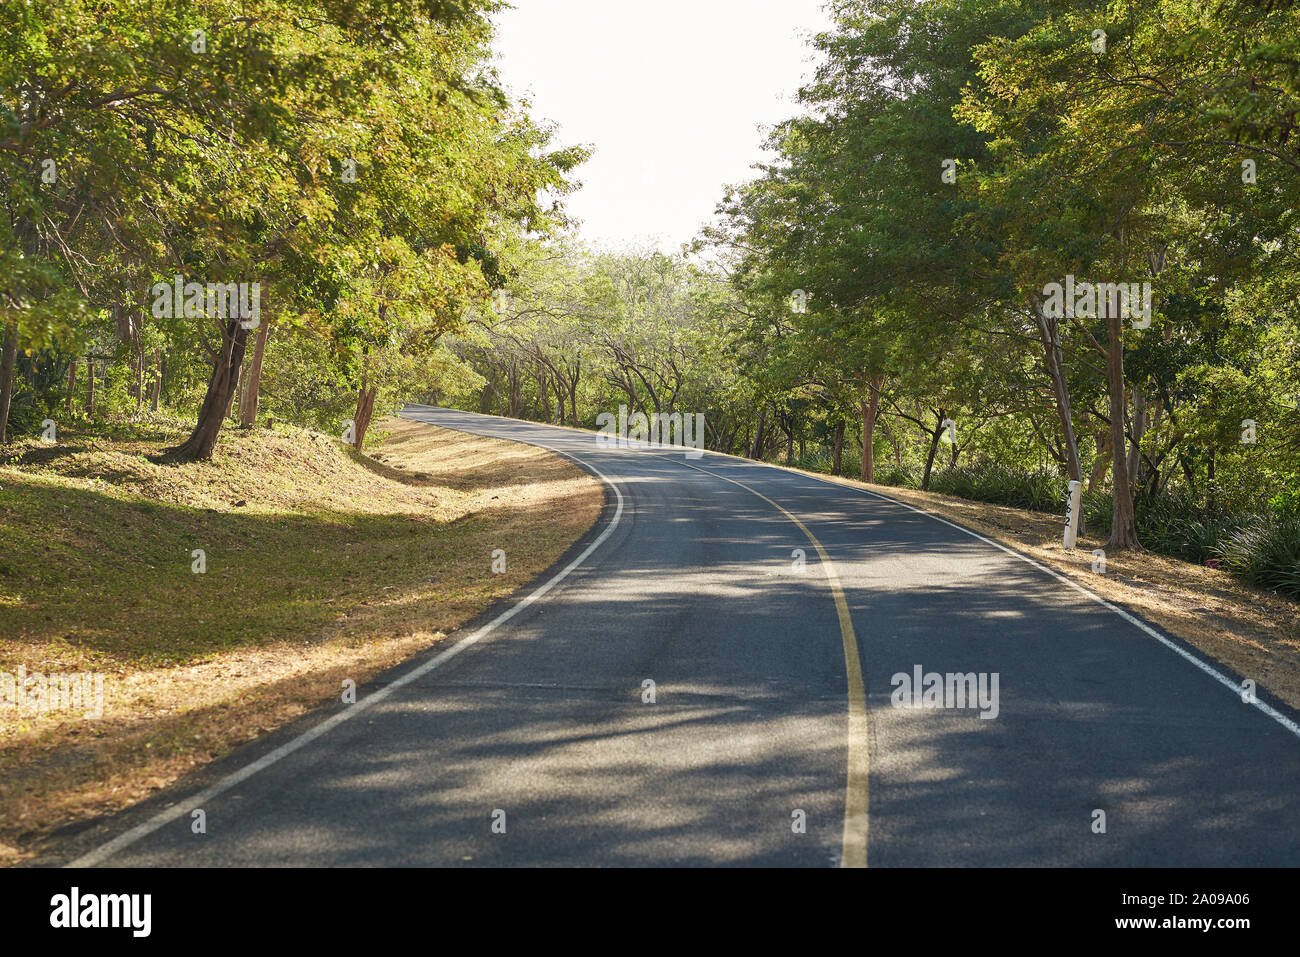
[59,406,1300,867]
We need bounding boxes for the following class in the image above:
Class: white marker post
[1063,480,1082,550]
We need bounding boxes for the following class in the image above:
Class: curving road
[61,406,1300,867]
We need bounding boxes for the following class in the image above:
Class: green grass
[927,463,1065,512]
[0,419,599,668]
[2,473,442,666]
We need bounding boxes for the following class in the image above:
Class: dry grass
[0,416,602,862]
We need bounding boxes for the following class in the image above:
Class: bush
[792,448,837,475]
[831,454,1300,601]
[1083,487,1298,598]
[1082,487,1112,532]
[1214,517,1300,599]
[4,351,67,438]
[1127,491,1240,563]
[927,463,1067,512]
[875,464,921,489]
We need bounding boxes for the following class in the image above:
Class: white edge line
[66,423,624,867]
[724,453,1300,741]
[405,407,1300,742]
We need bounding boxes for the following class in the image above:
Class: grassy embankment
[0,416,602,861]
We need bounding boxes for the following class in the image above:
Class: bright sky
[492,0,832,251]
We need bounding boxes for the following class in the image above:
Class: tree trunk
[86,355,95,416]
[750,410,766,460]
[350,353,379,452]
[858,398,872,481]
[239,319,272,428]
[0,322,18,444]
[920,411,945,491]
[859,374,883,482]
[1127,386,1147,500]
[1088,428,1110,493]
[1104,308,1140,548]
[831,420,845,475]
[507,363,523,418]
[888,420,902,466]
[66,357,77,416]
[150,351,163,411]
[1032,298,1083,484]
[227,364,243,420]
[536,368,550,423]
[353,384,378,451]
[170,321,249,460]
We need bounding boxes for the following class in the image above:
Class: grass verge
[0,415,602,863]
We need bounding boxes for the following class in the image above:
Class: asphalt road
[60,406,1300,867]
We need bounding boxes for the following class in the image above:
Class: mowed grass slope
[0,416,602,861]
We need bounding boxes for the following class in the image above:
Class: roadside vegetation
[433,0,1300,605]
[812,461,1300,600]
[2,0,1297,855]
[4,1,1294,603]
[1,0,581,463]
[0,416,601,861]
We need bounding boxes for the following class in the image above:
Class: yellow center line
[656,453,869,868]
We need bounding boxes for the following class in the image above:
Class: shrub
[792,448,836,475]
[1214,517,1300,599]
[927,463,1066,512]
[875,464,921,489]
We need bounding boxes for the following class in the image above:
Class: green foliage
[792,448,837,474]
[693,0,1300,596]
[875,465,922,491]
[1083,487,1300,598]
[0,0,581,453]
[928,464,1065,513]
[2,0,1297,604]
[1215,518,1300,599]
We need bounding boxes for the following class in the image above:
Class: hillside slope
[0,416,602,861]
